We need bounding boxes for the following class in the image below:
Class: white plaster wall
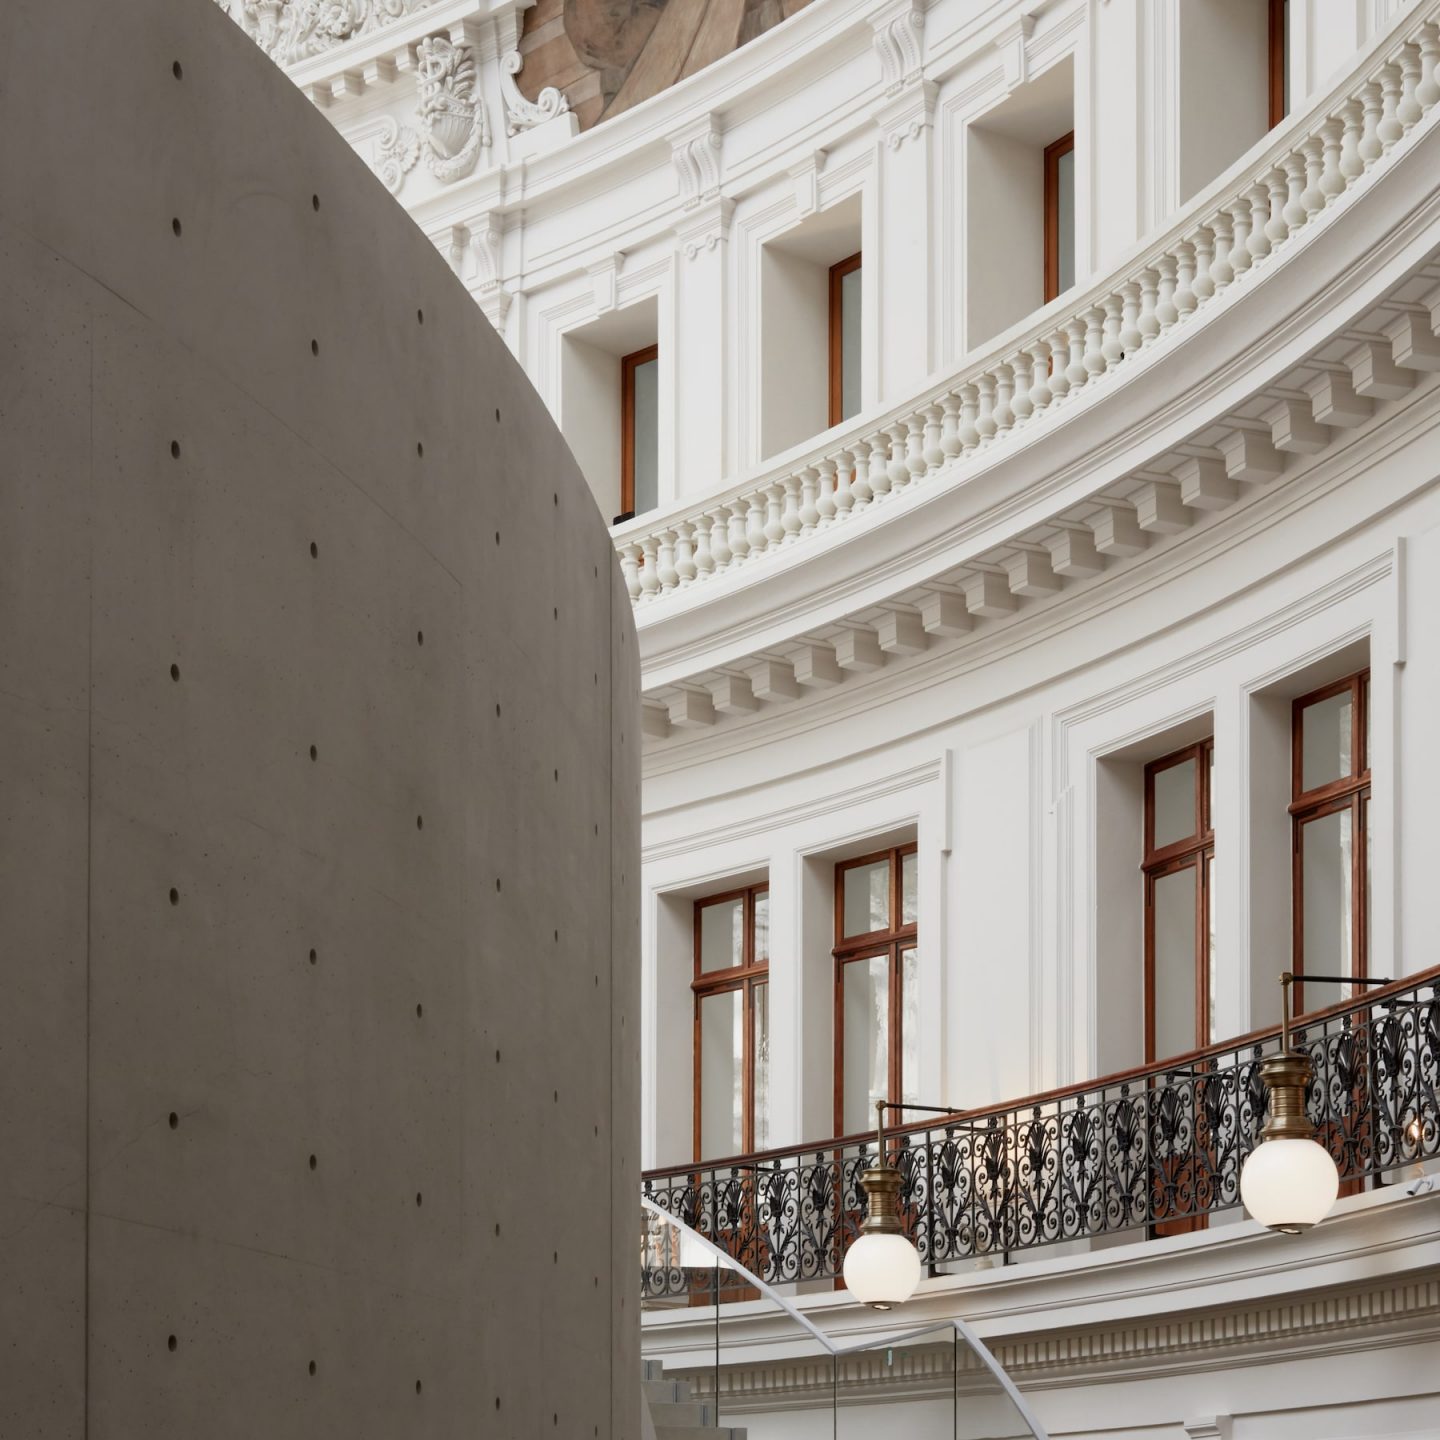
[1176,0,1270,203]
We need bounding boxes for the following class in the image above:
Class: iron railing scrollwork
[641,973,1440,1300]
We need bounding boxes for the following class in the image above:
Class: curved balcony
[641,968,1439,1296]
[616,2,1440,730]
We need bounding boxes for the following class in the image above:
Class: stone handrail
[614,2,1440,609]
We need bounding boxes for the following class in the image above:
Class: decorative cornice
[214,0,443,66]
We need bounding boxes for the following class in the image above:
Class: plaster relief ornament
[374,116,421,193]
[499,51,572,135]
[221,0,438,65]
[417,35,489,182]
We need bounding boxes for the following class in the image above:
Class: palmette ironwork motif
[641,976,1440,1300]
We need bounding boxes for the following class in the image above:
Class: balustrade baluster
[993,363,1016,431]
[1191,226,1215,302]
[1379,62,1404,147]
[1155,254,1179,329]
[1208,212,1235,291]
[1319,116,1346,202]
[1011,356,1034,424]
[957,382,982,449]
[851,442,874,507]
[639,536,660,598]
[1137,270,1161,341]
[890,422,914,490]
[1048,329,1071,397]
[868,434,893,496]
[708,508,732,571]
[745,492,767,555]
[1299,135,1326,216]
[619,541,642,601]
[833,451,856,517]
[656,530,679,592]
[728,502,750,562]
[975,374,998,441]
[798,466,820,535]
[940,394,963,458]
[1398,42,1423,128]
[1264,166,1290,250]
[763,483,785,549]
[1229,201,1252,277]
[816,458,838,524]
[1083,308,1107,377]
[781,474,804,540]
[923,404,946,470]
[1065,317,1089,390]
[1028,342,1053,412]
[1338,98,1365,182]
[1246,182,1271,266]
[1101,295,1124,368]
[1119,281,1143,354]
[689,518,713,578]
[1358,79,1384,163]
[1417,25,1440,111]
[1281,150,1308,233]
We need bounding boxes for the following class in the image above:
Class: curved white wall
[0,1,639,1435]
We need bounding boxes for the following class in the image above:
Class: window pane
[1056,144,1075,294]
[840,264,862,422]
[1152,865,1198,1059]
[1152,758,1197,850]
[843,860,890,937]
[753,982,770,1153]
[842,956,889,1135]
[900,851,917,926]
[632,355,659,516]
[1300,689,1353,794]
[699,988,743,1159]
[1301,807,1354,1000]
[900,946,919,1105]
[699,897,744,973]
[753,890,769,964]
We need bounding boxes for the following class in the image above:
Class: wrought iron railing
[641,971,1439,1299]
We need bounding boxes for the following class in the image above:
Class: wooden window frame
[692,884,769,1162]
[1268,0,1289,130]
[1142,740,1215,1064]
[1291,670,1370,1015]
[832,843,918,1137]
[620,343,659,520]
[1043,131,1075,304]
[828,252,862,428]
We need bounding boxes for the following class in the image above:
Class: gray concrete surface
[0,1,640,1435]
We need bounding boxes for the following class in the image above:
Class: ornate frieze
[373,115,421,193]
[215,0,440,66]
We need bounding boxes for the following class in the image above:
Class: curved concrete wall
[0,2,639,1436]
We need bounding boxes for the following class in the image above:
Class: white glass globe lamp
[842,1160,921,1310]
[1240,1047,1340,1235]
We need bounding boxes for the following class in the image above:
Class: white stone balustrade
[612,4,1440,609]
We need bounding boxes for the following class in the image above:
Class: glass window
[622,345,659,518]
[833,845,918,1135]
[699,988,743,1160]
[1150,866,1199,1061]
[698,895,744,973]
[1142,740,1213,1060]
[1292,670,1370,1011]
[829,254,862,427]
[842,859,889,938]
[1045,133,1076,303]
[693,884,769,1160]
[841,955,889,1135]
[1151,757,1197,850]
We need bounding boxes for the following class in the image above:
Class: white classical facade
[230,0,1440,1434]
